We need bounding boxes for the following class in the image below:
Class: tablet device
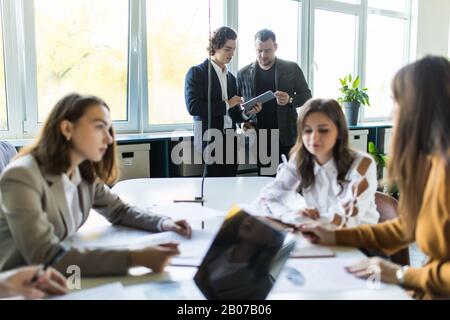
[241,90,276,111]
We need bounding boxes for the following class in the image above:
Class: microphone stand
[173,0,212,209]
[173,58,211,207]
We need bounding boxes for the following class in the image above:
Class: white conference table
[79,177,410,300]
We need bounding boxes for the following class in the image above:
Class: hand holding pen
[31,247,67,283]
[0,264,67,299]
[27,247,68,297]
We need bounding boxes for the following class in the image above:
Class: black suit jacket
[237,58,312,146]
[185,59,246,150]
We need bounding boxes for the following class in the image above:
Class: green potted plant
[368,141,399,199]
[337,74,370,126]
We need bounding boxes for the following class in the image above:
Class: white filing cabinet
[117,143,151,181]
[349,129,368,152]
[384,128,393,154]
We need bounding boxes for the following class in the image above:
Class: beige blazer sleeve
[90,182,169,232]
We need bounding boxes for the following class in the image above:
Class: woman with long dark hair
[253,98,379,228]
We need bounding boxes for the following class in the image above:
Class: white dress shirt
[61,167,83,232]
[211,60,250,129]
[211,60,233,129]
[252,150,380,228]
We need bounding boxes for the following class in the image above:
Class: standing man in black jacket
[237,29,312,176]
[185,27,261,177]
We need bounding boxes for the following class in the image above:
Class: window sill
[5,130,194,148]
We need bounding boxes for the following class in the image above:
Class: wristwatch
[395,265,410,285]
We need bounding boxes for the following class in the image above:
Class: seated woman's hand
[345,257,403,285]
[299,223,336,246]
[129,242,180,273]
[0,266,67,299]
[162,219,192,238]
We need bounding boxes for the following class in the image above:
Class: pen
[31,247,67,283]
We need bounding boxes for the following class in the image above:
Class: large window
[364,13,406,119]
[309,0,411,121]
[0,10,7,130]
[0,0,418,139]
[237,0,298,69]
[146,0,222,126]
[312,9,357,99]
[34,0,129,123]
[368,0,407,12]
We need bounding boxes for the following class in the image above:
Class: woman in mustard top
[300,55,450,300]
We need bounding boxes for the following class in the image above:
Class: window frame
[0,0,414,140]
[307,0,412,122]
[22,0,139,138]
[0,0,25,138]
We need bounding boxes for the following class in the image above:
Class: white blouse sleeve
[251,155,305,220]
[327,155,379,228]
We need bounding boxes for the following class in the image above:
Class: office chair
[375,191,410,266]
[0,141,17,175]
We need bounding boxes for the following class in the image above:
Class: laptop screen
[194,208,296,300]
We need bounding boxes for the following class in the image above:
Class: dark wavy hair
[290,98,356,194]
[18,93,119,185]
[389,55,450,224]
[207,26,237,56]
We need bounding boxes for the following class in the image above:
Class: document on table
[125,280,205,300]
[273,258,387,292]
[148,203,227,222]
[70,226,218,266]
[50,282,146,300]
[290,234,335,258]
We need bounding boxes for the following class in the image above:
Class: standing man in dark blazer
[237,29,312,176]
[185,27,261,177]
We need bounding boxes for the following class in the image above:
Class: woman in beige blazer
[0,93,192,277]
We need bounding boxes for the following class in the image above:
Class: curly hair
[207,26,237,56]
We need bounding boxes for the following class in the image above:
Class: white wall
[415,0,450,58]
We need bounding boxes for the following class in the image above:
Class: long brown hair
[389,55,450,222]
[290,98,355,194]
[18,93,119,184]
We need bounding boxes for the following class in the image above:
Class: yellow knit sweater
[335,156,450,299]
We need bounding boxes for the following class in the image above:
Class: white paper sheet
[290,234,335,258]
[125,280,205,300]
[274,258,387,292]
[148,203,227,222]
[50,282,146,300]
[71,226,218,266]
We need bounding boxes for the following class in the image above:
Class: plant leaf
[353,76,360,89]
